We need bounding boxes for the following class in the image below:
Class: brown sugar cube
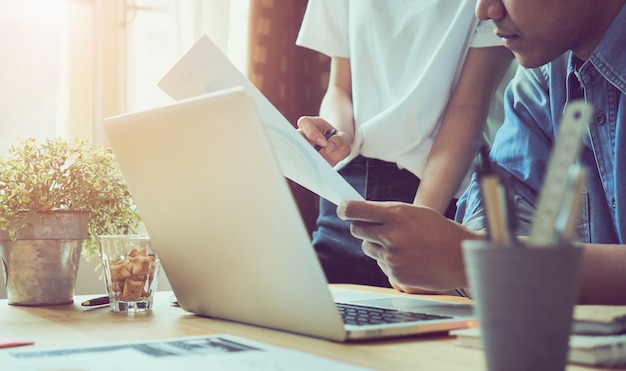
[117,263,132,280]
[112,280,124,294]
[109,263,124,282]
[111,279,125,299]
[122,278,145,300]
[128,247,147,258]
[131,256,152,276]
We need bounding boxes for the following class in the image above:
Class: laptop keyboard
[337,303,452,326]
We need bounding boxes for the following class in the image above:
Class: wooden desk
[0,285,599,371]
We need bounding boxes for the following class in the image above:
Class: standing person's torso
[297,0,500,193]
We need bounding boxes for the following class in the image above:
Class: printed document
[158,35,363,205]
[0,334,372,370]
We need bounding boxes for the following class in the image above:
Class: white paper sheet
[0,334,373,370]
[157,35,363,205]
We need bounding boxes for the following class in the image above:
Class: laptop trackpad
[348,298,473,318]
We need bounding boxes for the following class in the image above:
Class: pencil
[477,145,512,246]
[81,296,110,307]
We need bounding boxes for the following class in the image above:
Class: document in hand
[451,328,626,368]
[157,35,363,205]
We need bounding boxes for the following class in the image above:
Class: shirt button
[594,110,606,125]
[612,197,616,209]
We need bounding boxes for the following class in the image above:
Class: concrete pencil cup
[462,239,583,371]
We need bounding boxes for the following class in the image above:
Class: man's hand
[389,280,457,295]
[337,200,484,291]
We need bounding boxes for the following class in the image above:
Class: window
[0,0,249,152]
[0,0,92,153]
[0,0,249,298]
[123,0,250,113]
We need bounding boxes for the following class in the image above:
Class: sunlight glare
[3,0,69,24]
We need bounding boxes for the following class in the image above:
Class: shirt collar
[586,3,626,94]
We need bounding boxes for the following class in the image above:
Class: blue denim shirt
[457,4,626,244]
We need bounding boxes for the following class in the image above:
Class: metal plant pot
[0,211,88,305]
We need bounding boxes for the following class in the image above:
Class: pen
[477,145,512,247]
[313,129,337,151]
[81,296,110,307]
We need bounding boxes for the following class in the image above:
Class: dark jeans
[312,156,457,287]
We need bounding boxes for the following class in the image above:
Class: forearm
[415,47,514,213]
[319,87,355,143]
[578,243,626,304]
[456,242,626,303]
[319,57,355,143]
[414,104,487,213]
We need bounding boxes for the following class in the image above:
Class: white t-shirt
[296,0,503,196]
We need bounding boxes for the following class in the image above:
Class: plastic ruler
[528,100,593,246]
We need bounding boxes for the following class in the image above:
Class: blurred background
[0,0,330,298]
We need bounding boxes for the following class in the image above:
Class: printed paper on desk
[0,334,372,371]
[158,35,363,205]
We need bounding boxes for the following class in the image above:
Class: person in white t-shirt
[296,0,514,289]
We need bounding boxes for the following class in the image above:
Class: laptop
[102,87,474,342]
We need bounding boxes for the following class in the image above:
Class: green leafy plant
[0,137,141,259]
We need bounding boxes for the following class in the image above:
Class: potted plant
[0,137,141,305]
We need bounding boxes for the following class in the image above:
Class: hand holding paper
[157,35,363,205]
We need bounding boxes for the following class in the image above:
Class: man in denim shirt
[336,0,626,304]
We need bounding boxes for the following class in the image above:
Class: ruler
[528,100,593,246]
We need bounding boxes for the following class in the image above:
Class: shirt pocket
[511,194,534,237]
[513,192,590,243]
[575,190,591,243]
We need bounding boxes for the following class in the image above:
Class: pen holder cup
[98,235,161,313]
[462,240,583,371]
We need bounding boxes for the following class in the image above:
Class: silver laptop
[102,87,474,342]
